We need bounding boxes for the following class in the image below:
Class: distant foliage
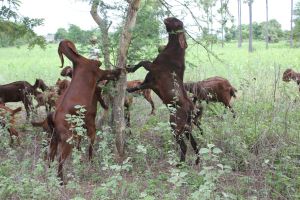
[0,0,46,48]
[293,2,300,44]
[238,19,283,42]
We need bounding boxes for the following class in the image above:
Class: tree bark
[90,0,113,130]
[265,0,269,49]
[90,0,112,69]
[248,1,253,52]
[221,0,224,48]
[112,0,141,160]
[290,0,294,48]
[238,0,242,48]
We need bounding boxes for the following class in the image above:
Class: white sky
[18,0,297,36]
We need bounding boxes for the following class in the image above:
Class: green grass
[0,40,299,199]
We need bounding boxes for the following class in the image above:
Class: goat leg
[126,60,152,73]
[127,82,150,93]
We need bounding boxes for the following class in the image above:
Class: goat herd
[0,17,299,184]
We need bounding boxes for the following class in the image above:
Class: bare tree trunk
[90,0,112,69]
[221,0,224,48]
[248,1,253,52]
[238,0,242,48]
[112,0,141,160]
[90,0,113,130]
[265,0,269,49]
[290,0,294,48]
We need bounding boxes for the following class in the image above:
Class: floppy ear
[58,40,80,68]
[178,34,187,49]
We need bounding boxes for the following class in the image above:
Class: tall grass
[0,41,299,199]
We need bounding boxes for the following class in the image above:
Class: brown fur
[0,79,46,118]
[49,39,121,183]
[282,68,300,91]
[126,17,199,165]
[184,76,237,120]
[0,104,22,145]
[126,80,155,115]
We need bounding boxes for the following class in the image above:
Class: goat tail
[230,87,237,98]
[11,107,22,115]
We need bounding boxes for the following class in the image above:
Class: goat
[0,104,22,145]
[184,76,237,118]
[35,86,58,112]
[127,80,155,115]
[60,66,73,78]
[55,78,70,96]
[0,79,46,119]
[60,67,108,110]
[60,67,150,127]
[282,68,300,91]
[126,17,199,165]
[49,39,121,183]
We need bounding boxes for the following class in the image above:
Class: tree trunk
[112,0,141,160]
[265,0,269,49]
[248,1,253,52]
[290,0,294,48]
[90,1,112,69]
[221,0,224,48]
[90,0,113,130]
[238,0,242,48]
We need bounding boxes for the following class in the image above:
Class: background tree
[291,0,294,47]
[237,0,242,48]
[0,0,46,48]
[265,0,269,49]
[54,28,68,41]
[247,0,253,52]
[90,0,115,70]
[261,19,283,43]
[218,0,232,47]
[293,1,300,43]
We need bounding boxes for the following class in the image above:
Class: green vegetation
[0,40,299,199]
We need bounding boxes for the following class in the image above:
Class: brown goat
[282,68,300,91]
[60,67,108,110]
[60,65,73,78]
[127,80,155,115]
[49,39,121,183]
[60,67,153,126]
[184,76,237,118]
[35,86,58,112]
[0,79,46,119]
[0,104,22,145]
[55,78,70,96]
[126,17,199,165]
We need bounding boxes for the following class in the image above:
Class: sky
[18,0,296,36]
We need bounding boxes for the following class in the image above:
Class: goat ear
[58,40,80,68]
[178,34,187,49]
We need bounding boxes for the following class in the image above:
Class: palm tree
[265,0,269,49]
[238,0,242,48]
[248,0,253,52]
[290,0,294,48]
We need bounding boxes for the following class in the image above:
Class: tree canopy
[0,0,46,48]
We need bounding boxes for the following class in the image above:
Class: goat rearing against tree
[49,39,122,183]
[126,17,200,165]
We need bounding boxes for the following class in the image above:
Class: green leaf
[212,147,222,154]
[199,148,210,154]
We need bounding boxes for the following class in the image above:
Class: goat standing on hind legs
[49,40,122,184]
[126,17,200,166]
